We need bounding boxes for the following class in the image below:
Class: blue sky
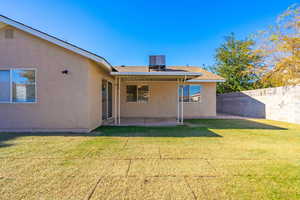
[0,0,296,66]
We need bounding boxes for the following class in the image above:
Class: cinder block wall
[217,85,300,124]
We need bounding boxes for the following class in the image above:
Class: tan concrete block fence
[217,85,300,124]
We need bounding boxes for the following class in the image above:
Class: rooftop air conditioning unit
[149,55,166,71]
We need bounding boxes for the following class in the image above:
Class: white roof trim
[187,79,225,83]
[0,15,112,71]
[111,72,202,76]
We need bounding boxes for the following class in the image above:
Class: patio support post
[177,79,180,123]
[114,77,118,125]
[118,77,121,125]
[106,81,109,120]
[181,79,184,124]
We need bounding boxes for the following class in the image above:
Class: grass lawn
[1,119,300,199]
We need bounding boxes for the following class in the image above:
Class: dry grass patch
[0,174,98,200]
[129,159,216,177]
[90,176,195,200]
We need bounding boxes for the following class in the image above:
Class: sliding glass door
[107,82,112,118]
[102,79,112,120]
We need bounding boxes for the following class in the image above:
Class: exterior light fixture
[61,70,69,74]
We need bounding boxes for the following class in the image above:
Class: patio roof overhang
[112,71,203,126]
[110,72,202,81]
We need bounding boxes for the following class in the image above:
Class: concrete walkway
[189,113,259,120]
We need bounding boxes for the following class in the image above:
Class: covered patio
[111,71,202,126]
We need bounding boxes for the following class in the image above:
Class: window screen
[138,85,149,103]
[126,85,149,103]
[126,85,137,102]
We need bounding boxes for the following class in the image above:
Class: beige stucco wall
[0,26,110,132]
[120,81,216,118]
[183,82,216,118]
[87,60,115,130]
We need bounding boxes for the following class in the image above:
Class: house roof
[0,15,113,71]
[114,66,225,82]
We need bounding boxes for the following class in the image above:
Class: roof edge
[0,15,113,71]
[111,72,202,76]
[187,79,226,83]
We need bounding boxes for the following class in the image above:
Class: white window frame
[126,84,150,103]
[179,84,202,103]
[0,68,37,104]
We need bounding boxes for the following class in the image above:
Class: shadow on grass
[185,119,288,130]
[94,126,222,137]
[0,119,288,148]
[0,127,222,149]
[0,132,92,149]
[94,119,288,137]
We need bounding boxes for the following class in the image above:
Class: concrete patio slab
[103,118,179,127]
[103,114,256,127]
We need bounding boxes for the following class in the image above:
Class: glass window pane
[179,85,189,102]
[12,69,36,102]
[179,85,202,102]
[0,70,11,102]
[138,85,149,103]
[126,85,137,102]
[189,85,202,102]
[178,86,182,101]
[183,85,189,102]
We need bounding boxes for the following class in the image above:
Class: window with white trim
[179,85,202,102]
[0,69,36,103]
[126,85,149,103]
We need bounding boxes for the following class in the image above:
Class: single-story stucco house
[0,15,224,132]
